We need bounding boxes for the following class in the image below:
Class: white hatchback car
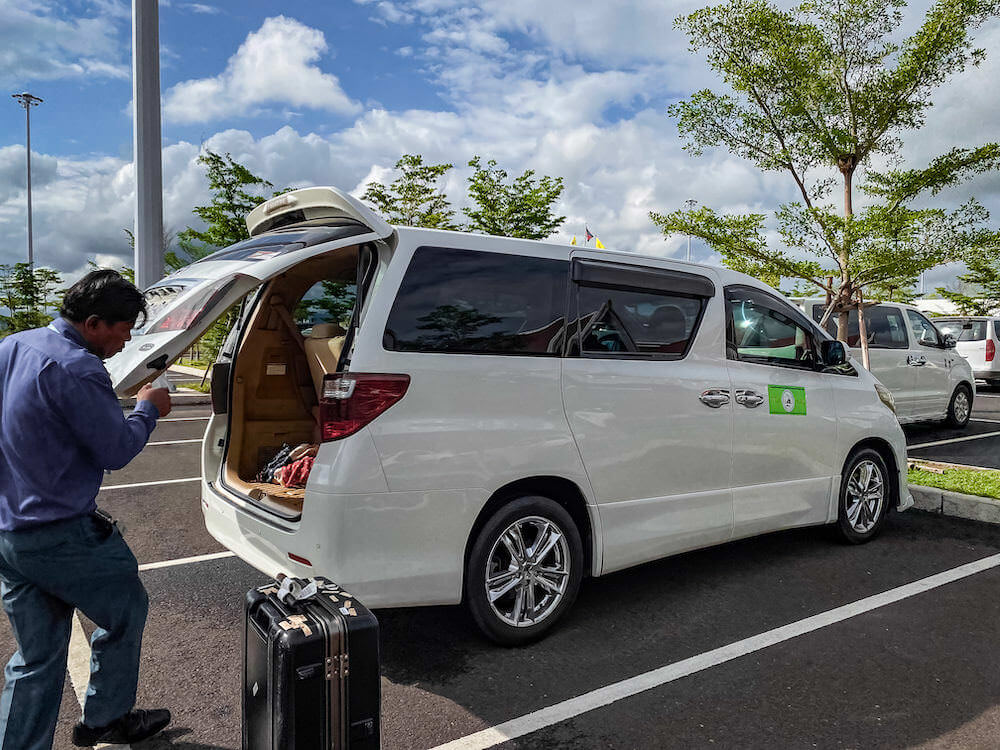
[109,187,912,644]
[798,299,975,428]
[934,317,1000,388]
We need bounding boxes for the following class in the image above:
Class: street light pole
[684,199,697,261]
[133,0,164,291]
[12,92,43,269]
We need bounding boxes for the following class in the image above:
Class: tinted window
[296,280,356,333]
[576,286,705,357]
[906,310,940,346]
[384,246,567,355]
[936,319,987,341]
[729,288,818,367]
[811,304,908,349]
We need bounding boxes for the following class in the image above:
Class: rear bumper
[973,369,1000,380]
[201,478,483,608]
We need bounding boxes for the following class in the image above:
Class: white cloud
[0,0,129,86]
[184,3,220,14]
[0,146,59,203]
[162,16,362,124]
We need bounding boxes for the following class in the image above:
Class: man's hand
[137,385,172,418]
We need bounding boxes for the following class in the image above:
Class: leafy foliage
[937,247,1000,314]
[361,154,458,230]
[169,151,277,366]
[465,157,566,239]
[653,0,1000,360]
[0,263,63,335]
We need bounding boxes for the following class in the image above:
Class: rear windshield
[936,320,988,341]
[384,246,568,355]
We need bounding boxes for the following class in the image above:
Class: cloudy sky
[0,0,997,291]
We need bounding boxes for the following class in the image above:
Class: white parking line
[156,416,210,423]
[138,551,236,571]
[909,430,1000,450]
[146,439,202,447]
[431,553,1000,750]
[100,477,200,491]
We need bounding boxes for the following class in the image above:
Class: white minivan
[934,317,1000,387]
[109,187,912,644]
[798,300,975,428]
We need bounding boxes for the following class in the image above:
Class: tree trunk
[838,155,868,370]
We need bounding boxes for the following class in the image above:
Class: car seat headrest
[310,323,345,339]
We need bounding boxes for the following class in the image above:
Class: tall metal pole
[684,199,697,262]
[12,93,42,269]
[133,0,164,291]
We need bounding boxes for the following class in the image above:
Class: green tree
[0,263,63,334]
[464,157,566,239]
[169,151,275,271]
[361,154,458,229]
[168,152,279,369]
[937,250,1000,314]
[650,0,1000,368]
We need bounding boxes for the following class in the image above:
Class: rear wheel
[945,384,972,428]
[836,449,890,544]
[465,496,583,646]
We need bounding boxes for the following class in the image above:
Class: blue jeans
[0,514,149,750]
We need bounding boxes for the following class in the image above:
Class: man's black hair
[60,269,147,327]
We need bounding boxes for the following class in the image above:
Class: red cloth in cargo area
[276,456,314,488]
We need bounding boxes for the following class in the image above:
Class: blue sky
[1,0,998,292]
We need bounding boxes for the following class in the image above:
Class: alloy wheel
[953,390,971,424]
[485,516,571,628]
[845,460,885,534]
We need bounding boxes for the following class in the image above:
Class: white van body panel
[202,214,911,610]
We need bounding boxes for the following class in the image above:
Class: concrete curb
[170,363,212,379]
[910,485,1000,525]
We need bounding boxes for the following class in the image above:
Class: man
[0,270,173,749]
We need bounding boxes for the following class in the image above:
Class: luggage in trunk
[244,576,380,750]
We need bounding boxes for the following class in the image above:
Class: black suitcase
[243,576,380,749]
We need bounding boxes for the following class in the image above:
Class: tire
[836,448,890,544]
[465,496,583,646]
[945,384,972,428]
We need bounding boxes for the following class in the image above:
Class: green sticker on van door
[768,385,806,415]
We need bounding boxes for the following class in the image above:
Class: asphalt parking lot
[5,384,1000,749]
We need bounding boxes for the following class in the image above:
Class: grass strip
[908,467,1000,501]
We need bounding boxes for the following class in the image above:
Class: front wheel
[945,384,972,428]
[836,449,890,544]
[465,496,583,646]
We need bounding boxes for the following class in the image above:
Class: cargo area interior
[223,246,360,514]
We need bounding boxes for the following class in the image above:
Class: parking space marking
[67,614,133,750]
[100,477,200,491]
[138,551,236,572]
[156,417,210,423]
[430,553,1000,750]
[909,430,1000,450]
[146,439,202,446]
[67,613,91,708]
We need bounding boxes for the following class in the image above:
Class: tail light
[319,373,410,442]
[987,339,995,362]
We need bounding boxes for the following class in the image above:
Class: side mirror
[943,334,957,349]
[821,339,846,366]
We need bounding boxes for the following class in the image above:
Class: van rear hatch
[935,319,991,370]
[105,186,396,396]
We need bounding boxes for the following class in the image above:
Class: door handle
[699,389,731,408]
[735,389,765,408]
[907,355,926,366]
